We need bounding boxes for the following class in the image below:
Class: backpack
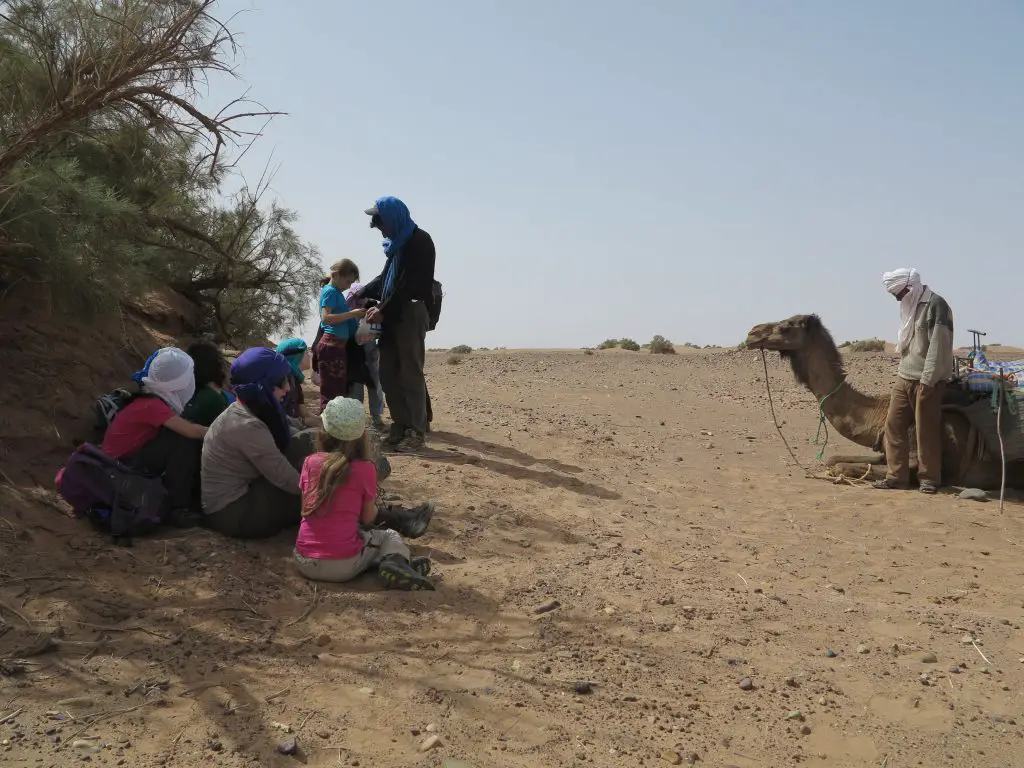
[56,444,169,546]
[92,388,138,440]
[428,280,443,331]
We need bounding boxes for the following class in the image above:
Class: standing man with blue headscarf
[361,196,436,452]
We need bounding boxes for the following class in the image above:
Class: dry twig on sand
[0,600,32,627]
[0,707,25,725]
[58,700,161,749]
[285,584,320,628]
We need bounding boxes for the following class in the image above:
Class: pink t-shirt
[295,455,377,560]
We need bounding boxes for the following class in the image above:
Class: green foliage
[450,344,472,355]
[0,0,313,344]
[649,335,676,354]
[844,338,886,353]
[598,338,641,351]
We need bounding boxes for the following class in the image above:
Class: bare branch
[0,0,283,181]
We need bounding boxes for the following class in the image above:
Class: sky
[200,0,1024,350]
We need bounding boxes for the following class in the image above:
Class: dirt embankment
[0,287,199,486]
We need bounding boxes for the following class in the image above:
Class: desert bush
[583,348,595,356]
[649,335,676,354]
[597,339,619,350]
[446,353,464,365]
[619,338,641,352]
[450,344,472,355]
[0,0,319,344]
[845,339,886,353]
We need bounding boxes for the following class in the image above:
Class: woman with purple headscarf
[200,347,319,538]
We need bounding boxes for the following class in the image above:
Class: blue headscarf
[131,349,160,384]
[275,338,308,384]
[373,196,416,301]
[230,347,292,452]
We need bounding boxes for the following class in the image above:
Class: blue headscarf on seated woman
[230,348,292,452]
[276,338,308,383]
[131,349,160,384]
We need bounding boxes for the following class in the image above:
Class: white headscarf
[882,268,930,355]
[142,347,196,414]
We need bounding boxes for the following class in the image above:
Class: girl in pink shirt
[294,396,433,589]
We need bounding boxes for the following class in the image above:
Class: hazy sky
[202,0,1024,350]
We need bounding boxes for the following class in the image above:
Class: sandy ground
[2,348,1024,768]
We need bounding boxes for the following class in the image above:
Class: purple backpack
[56,444,168,545]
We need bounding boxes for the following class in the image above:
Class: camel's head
[745,314,823,352]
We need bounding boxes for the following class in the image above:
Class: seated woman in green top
[182,341,233,427]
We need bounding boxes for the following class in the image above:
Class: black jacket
[362,227,436,326]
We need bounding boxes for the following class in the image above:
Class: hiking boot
[402,503,435,539]
[385,423,406,445]
[378,554,435,590]
[396,430,426,453]
[410,556,432,577]
[873,478,908,490]
[374,502,434,538]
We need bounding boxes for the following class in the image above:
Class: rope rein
[760,349,848,470]
[811,376,847,460]
[760,349,809,473]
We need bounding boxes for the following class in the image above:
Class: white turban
[142,347,196,414]
[882,268,929,355]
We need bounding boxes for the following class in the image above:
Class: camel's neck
[788,342,889,450]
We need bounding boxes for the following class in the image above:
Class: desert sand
[2,346,1024,767]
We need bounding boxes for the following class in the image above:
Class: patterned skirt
[316,333,348,413]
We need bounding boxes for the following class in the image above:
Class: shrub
[598,339,619,350]
[445,353,464,365]
[846,338,886,353]
[583,348,595,356]
[450,344,472,355]
[619,339,641,352]
[649,335,676,354]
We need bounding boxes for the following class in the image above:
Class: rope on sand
[760,349,809,474]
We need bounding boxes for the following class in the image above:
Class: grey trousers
[293,528,409,582]
[204,428,317,539]
[379,302,430,435]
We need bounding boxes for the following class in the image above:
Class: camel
[745,313,1024,490]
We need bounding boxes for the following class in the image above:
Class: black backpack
[91,388,144,441]
[428,280,443,331]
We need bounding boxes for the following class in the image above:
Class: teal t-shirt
[320,285,358,339]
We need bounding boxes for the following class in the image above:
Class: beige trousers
[293,528,410,583]
[883,377,945,486]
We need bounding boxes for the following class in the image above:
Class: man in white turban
[875,268,954,493]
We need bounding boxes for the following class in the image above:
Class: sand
[1,346,1023,767]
